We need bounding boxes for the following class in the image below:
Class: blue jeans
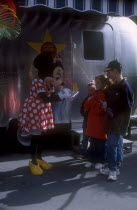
[107,134,124,171]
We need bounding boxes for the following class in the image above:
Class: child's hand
[102,101,107,110]
[87,96,93,101]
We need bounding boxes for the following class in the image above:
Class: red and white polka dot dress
[18,78,54,132]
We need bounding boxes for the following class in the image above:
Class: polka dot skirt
[18,78,54,131]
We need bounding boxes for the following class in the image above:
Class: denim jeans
[107,134,124,171]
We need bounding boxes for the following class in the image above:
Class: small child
[84,75,109,169]
[78,81,96,159]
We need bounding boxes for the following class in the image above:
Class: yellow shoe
[29,161,44,175]
[36,159,53,170]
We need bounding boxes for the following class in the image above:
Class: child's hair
[88,80,95,86]
[87,81,96,91]
[95,74,111,89]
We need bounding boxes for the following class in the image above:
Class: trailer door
[71,21,114,122]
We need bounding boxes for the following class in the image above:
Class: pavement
[0,130,137,210]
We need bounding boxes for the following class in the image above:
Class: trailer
[0,6,137,147]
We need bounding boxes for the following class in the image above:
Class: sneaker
[108,170,117,181]
[116,168,120,175]
[100,167,109,175]
[95,163,105,170]
[100,167,120,176]
[85,162,95,168]
[77,155,87,160]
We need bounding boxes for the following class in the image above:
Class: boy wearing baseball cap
[100,60,134,181]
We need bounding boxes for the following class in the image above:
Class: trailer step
[123,138,133,153]
[130,115,137,126]
[71,128,83,147]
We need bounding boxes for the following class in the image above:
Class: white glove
[58,88,72,100]
[66,91,79,101]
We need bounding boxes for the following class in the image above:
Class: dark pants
[30,130,54,161]
[89,138,107,163]
[80,118,90,155]
[30,136,44,161]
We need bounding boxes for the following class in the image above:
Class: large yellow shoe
[36,158,53,170]
[29,161,44,175]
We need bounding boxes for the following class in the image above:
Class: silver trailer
[0,6,137,131]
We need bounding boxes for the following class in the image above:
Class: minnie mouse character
[18,53,72,175]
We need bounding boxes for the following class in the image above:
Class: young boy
[100,60,134,181]
[78,81,96,159]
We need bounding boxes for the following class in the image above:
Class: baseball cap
[103,60,122,72]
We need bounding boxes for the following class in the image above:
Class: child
[18,53,72,175]
[84,75,109,169]
[78,81,96,158]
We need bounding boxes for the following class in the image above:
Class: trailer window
[16,0,28,6]
[83,31,104,60]
[124,0,134,16]
[56,0,66,8]
[35,0,47,5]
[92,0,102,12]
[108,0,118,13]
[74,0,84,11]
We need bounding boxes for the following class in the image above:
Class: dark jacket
[80,96,90,130]
[105,79,134,135]
[80,96,89,117]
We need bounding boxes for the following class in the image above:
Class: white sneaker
[116,168,120,175]
[100,168,109,175]
[100,168,120,176]
[85,162,95,168]
[77,155,87,160]
[95,163,105,170]
[108,170,117,181]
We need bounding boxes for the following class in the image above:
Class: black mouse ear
[33,53,53,71]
